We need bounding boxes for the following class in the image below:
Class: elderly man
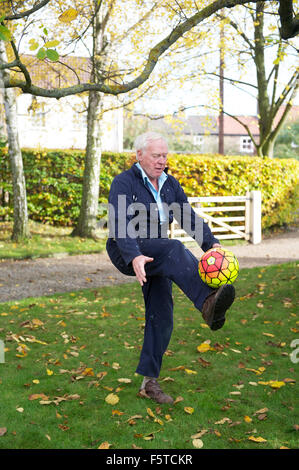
[106,132,235,404]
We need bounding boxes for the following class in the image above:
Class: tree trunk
[0,41,29,241]
[254,3,271,158]
[72,90,102,239]
[71,1,104,239]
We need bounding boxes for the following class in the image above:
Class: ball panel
[198,247,239,289]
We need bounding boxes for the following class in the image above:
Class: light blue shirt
[136,162,168,223]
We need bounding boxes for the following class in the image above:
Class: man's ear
[137,149,143,161]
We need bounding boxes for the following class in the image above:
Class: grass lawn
[0,262,298,450]
[0,222,107,259]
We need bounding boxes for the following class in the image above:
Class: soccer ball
[198,247,239,288]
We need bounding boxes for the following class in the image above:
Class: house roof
[220,115,259,136]
[150,106,299,137]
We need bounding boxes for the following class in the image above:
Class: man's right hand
[132,255,154,286]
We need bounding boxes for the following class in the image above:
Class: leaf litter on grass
[0,263,298,449]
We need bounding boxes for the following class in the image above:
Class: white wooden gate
[169,190,261,244]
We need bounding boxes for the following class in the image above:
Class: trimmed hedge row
[0,148,298,230]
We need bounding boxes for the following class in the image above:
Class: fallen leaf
[254,407,269,415]
[28,393,49,401]
[0,428,7,437]
[215,417,232,425]
[46,369,53,376]
[192,438,203,448]
[197,357,211,367]
[147,407,155,418]
[174,396,184,405]
[197,343,214,353]
[96,371,107,380]
[184,407,194,415]
[244,416,252,423]
[105,393,119,405]
[248,436,267,443]
[191,430,208,439]
[154,417,164,426]
[112,410,124,416]
[257,413,267,421]
[184,369,197,375]
[16,407,24,413]
[98,441,111,449]
[117,378,131,383]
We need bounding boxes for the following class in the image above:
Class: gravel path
[0,229,298,303]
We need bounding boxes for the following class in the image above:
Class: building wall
[2,93,123,152]
[183,134,256,155]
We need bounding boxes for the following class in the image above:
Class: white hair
[134,132,167,158]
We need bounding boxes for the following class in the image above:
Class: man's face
[137,138,168,182]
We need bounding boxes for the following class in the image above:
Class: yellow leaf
[46,369,53,376]
[29,393,49,401]
[269,380,285,389]
[185,368,197,375]
[44,40,60,48]
[58,8,78,23]
[112,409,124,416]
[32,379,40,384]
[98,441,111,449]
[244,415,252,423]
[248,436,267,443]
[32,318,44,326]
[82,368,94,376]
[192,438,203,448]
[197,342,212,353]
[117,378,131,383]
[147,407,155,418]
[184,407,194,414]
[105,393,119,405]
[154,417,164,426]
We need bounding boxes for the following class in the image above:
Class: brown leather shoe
[138,379,174,404]
[202,284,235,331]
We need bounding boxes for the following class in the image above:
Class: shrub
[0,149,298,230]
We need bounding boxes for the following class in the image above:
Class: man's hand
[212,243,222,248]
[132,255,154,286]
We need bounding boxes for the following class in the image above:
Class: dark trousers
[106,238,214,378]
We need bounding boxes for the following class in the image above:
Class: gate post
[249,190,261,244]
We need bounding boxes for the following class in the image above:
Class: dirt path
[0,229,298,303]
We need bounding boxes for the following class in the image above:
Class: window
[72,112,87,130]
[29,111,46,129]
[193,135,203,147]
[240,136,253,152]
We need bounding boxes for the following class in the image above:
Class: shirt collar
[135,162,168,190]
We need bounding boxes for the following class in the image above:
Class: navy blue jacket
[107,163,219,267]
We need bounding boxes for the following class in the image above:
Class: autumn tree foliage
[0,0,298,239]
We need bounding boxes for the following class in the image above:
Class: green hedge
[0,149,133,226]
[0,149,298,230]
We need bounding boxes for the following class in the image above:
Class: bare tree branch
[279,0,299,40]
[1,0,298,98]
[3,0,51,20]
